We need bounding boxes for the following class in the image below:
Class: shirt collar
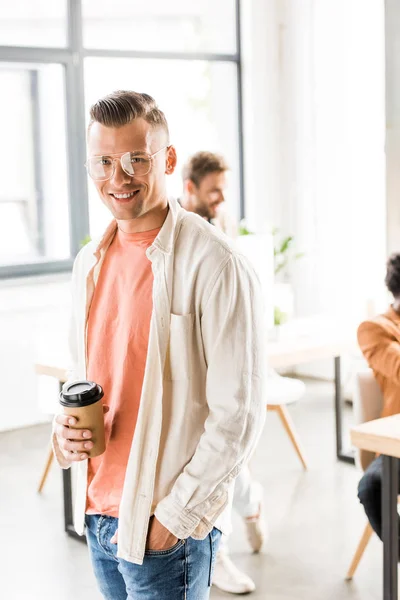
[93,196,183,257]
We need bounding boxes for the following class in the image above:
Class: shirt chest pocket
[165,313,194,381]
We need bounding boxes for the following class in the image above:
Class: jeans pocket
[145,539,185,557]
[208,528,222,586]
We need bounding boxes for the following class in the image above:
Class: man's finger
[62,449,89,462]
[55,425,92,441]
[55,414,78,427]
[59,438,93,454]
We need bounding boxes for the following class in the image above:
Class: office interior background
[1,1,399,599]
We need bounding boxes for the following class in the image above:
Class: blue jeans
[85,514,221,600]
[358,455,400,555]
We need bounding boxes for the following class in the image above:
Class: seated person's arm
[358,321,400,384]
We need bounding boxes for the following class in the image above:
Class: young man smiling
[52,91,266,600]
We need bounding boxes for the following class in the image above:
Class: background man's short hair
[385,253,400,296]
[89,90,169,139]
[182,151,229,187]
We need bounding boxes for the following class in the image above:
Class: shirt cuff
[154,497,200,540]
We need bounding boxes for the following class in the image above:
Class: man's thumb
[110,530,118,544]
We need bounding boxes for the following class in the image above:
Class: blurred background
[1,0,391,427]
[1,1,399,599]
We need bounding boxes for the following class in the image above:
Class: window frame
[0,0,244,279]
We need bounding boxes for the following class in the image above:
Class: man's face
[87,118,176,222]
[190,171,227,220]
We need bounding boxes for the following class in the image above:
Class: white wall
[385,0,400,255]
[241,0,281,233]
[244,0,387,318]
[0,275,70,431]
[242,0,387,379]
[274,0,386,324]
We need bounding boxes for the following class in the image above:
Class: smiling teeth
[114,192,136,199]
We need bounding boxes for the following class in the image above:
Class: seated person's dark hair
[385,253,400,297]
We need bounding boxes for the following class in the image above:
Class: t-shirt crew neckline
[117,225,162,245]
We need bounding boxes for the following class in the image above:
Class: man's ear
[165,145,177,174]
[185,178,196,195]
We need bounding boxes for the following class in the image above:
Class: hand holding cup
[55,380,107,462]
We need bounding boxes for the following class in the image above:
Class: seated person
[357,253,400,549]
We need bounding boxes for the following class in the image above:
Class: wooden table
[351,415,400,600]
[267,328,357,463]
[35,322,357,542]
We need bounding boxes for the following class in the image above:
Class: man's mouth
[110,190,140,200]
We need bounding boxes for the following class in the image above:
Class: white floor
[1,379,383,599]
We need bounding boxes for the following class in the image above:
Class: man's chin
[108,200,144,220]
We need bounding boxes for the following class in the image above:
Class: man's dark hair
[385,253,400,296]
[182,151,229,187]
[88,90,169,139]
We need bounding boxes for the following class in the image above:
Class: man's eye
[100,158,112,165]
[130,156,146,164]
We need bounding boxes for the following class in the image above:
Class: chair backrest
[353,369,384,471]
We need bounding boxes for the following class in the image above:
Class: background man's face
[88,118,176,222]
[191,171,227,220]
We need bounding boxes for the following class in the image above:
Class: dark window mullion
[29,69,46,257]
[66,0,89,257]
[83,48,239,62]
[0,46,71,64]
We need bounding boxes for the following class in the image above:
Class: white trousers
[219,465,263,552]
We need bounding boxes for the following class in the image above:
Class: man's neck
[180,196,210,221]
[180,196,195,213]
[393,299,400,315]
[117,204,168,234]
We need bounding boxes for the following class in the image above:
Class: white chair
[346,369,384,579]
[266,370,308,469]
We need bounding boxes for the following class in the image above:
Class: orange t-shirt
[85,226,160,517]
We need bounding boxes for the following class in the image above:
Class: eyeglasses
[85,146,168,181]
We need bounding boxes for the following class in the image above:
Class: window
[0,65,70,267]
[82,0,236,54]
[0,1,67,48]
[0,0,242,278]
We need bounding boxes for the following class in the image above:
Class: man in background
[357,253,400,552]
[181,151,267,595]
[181,151,237,238]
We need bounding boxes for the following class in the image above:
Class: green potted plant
[272,228,304,328]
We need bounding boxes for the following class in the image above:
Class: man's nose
[111,160,132,186]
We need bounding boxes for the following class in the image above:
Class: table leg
[334,356,355,464]
[59,380,86,544]
[62,469,85,542]
[382,455,398,600]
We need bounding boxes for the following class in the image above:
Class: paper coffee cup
[60,380,106,458]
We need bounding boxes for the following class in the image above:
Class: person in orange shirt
[357,253,400,549]
[52,91,266,600]
[181,152,266,596]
